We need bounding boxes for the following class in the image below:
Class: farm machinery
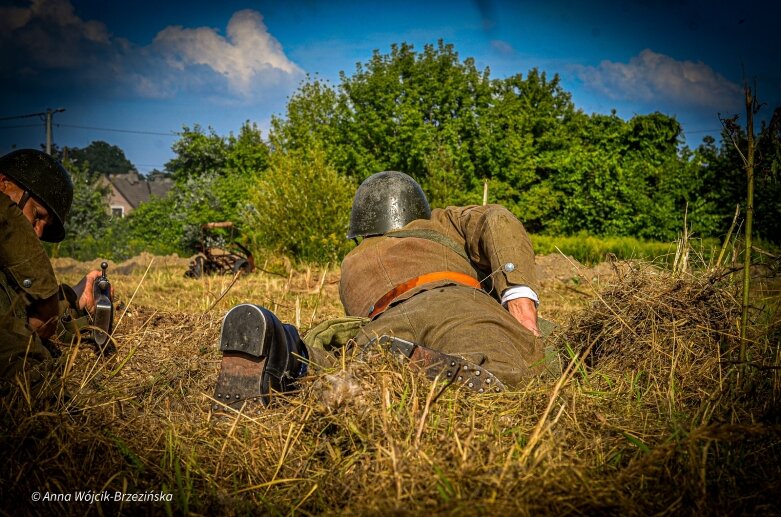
[184,222,255,278]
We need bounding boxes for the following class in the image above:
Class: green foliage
[246,147,356,263]
[126,172,257,255]
[54,41,781,263]
[54,158,116,260]
[269,77,343,155]
[166,122,269,182]
[121,121,269,255]
[270,40,742,243]
[530,233,719,266]
[226,121,270,176]
[165,125,228,181]
[67,140,137,181]
[124,195,184,255]
[693,111,781,244]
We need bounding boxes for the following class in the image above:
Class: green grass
[530,233,722,266]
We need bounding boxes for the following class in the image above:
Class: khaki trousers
[351,285,544,387]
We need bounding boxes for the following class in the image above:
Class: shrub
[246,147,356,263]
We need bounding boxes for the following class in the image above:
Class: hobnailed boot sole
[213,352,268,408]
[213,304,274,409]
[367,335,507,393]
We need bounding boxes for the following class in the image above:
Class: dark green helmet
[347,171,431,239]
[0,149,73,242]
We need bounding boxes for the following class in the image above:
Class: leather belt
[368,271,481,318]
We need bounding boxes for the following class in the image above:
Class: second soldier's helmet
[347,170,431,239]
[0,149,74,242]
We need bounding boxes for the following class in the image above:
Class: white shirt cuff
[501,285,539,308]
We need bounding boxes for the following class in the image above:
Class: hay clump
[560,263,739,409]
[547,263,781,514]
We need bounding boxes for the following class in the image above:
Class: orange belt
[368,271,482,318]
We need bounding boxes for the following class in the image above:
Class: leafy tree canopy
[165,122,269,182]
[67,140,137,181]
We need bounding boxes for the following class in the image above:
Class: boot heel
[219,304,273,356]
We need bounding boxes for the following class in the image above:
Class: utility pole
[45,108,66,155]
[0,108,65,154]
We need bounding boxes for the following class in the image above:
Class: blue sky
[1,0,778,174]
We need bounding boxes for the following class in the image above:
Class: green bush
[125,196,185,256]
[246,147,356,263]
[122,172,258,257]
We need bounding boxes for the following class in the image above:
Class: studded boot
[213,304,308,409]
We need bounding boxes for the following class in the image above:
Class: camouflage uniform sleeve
[0,196,59,302]
[435,204,539,295]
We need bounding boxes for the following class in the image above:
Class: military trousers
[349,285,545,387]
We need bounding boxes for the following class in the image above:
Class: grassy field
[1,251,780,516]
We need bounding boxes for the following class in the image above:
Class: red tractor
[185,222,255,278]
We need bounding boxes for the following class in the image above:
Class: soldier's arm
[71,269,113,314]
[438,204,538,293]
[1,196,61,337]
[437,205,540,334]
[506,298,541,336]
[27,292,60,339]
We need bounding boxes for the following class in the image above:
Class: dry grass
[1,254,779,516]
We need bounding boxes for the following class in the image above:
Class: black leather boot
[213,304,308,409]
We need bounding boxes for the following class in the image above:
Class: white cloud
[490,40,514,55]
[575,49,741,108]
[152,10,302,97]
[0,0,302,102]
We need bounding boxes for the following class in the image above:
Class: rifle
[91,261,115,354]
[68,261,115,355]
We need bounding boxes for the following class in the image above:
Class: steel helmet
[347,170,431,239]
[0,149,74,242]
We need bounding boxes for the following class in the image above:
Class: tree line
[54,41,781,263]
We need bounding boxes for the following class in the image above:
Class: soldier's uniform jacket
[339,204,543,386]
[0,195,60,380]
[340,204,539,317]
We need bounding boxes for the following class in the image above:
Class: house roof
[106,172,173,209]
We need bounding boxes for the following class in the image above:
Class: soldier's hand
[77,270,114,314]
[506,298,541,337]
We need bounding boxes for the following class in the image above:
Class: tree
[67,141,137,181]
[52,157,113,259]
[270,41,587,221]
[165,125,228,181]
[269,77,343,156]
[226,121,270,176]
[165,123,270,182]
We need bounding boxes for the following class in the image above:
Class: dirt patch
[51,252,192,276]
[535,253,620,286]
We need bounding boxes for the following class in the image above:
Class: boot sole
[213,304,274,409]
[369,335,507,393]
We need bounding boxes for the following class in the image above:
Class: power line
[56,123,176,137]
[0,112,46,121]
[0,123,45,130]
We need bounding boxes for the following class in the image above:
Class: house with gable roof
[100,171,174,217]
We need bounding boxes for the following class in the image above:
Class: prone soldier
[214,171,546,407]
